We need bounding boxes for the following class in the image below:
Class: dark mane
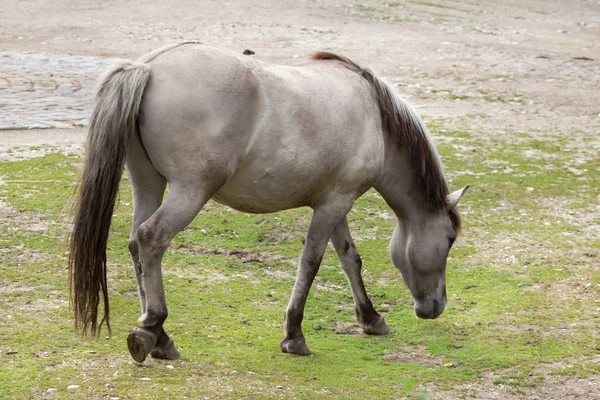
[310,52,461,232]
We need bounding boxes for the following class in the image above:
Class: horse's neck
[375,147,426,220]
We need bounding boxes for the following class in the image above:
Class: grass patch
[409,1,455,10]
[1,124,598,398]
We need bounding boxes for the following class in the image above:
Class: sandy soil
[1,1,599,398]
[1,0,598,139]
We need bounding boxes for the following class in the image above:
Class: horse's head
[390,186,468,319]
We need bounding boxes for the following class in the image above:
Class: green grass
[408,1,455,10]
[0,124,598,398]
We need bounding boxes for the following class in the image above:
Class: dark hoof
[127,327,157,363]
[280,337,312,355]
[151,338,181,360]
[363,315,395,335]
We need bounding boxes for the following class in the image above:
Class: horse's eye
[449,237,456,248]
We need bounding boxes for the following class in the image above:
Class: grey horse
[69,42,468,362]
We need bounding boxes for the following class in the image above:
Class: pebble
[443,362,455,368]
[45,388,58,395]
[66,385,80,390]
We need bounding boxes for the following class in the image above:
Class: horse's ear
[447,185,469,208]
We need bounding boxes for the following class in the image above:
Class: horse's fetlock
[355,302,379,325]
[284,307,304,338]
[138,307,168,327]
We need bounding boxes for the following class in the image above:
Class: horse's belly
[212,167,317,213]
[212,124,384,214]
[211,192,305,214]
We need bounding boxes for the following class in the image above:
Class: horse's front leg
[280,197,354,355]
[331,217,393,335]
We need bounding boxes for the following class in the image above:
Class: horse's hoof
[363,315,395,335]
[127,327,157,363]
[280,337,312,355]
[151,338,181,360]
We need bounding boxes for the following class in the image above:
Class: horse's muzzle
[414,296,446,319]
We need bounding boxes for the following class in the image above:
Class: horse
[69,42,468,362]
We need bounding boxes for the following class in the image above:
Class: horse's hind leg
[130,195,181,361]
[129,190,181,361]
[126,136,180,360]
[331,217,393,335]
[126,184,210,362]
[127,134,166,319]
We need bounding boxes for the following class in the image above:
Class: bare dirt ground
[1,1,599,399]
[2,0,599,138]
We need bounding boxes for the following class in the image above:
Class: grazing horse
[69,42,468,362]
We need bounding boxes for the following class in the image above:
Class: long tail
[69,61,151,337]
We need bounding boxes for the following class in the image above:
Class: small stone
[276,385,283,389]
[66,385,80,390]
[166,365,174,370]
[6,349,18,355]
[140,377,151,381]
[45,388,58,395]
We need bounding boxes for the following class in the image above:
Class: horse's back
[136,43,384,212]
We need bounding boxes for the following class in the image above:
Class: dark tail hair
[69,61,151,337]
